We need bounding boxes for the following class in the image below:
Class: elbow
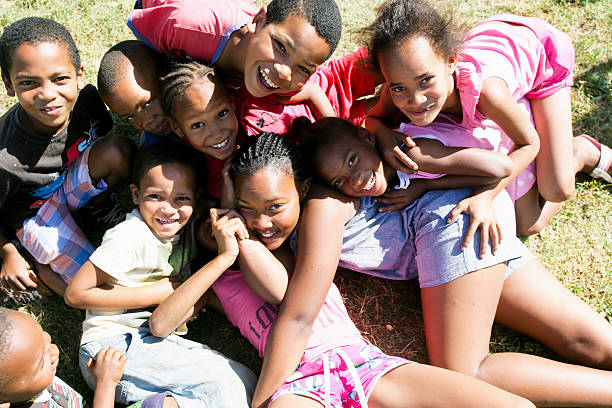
[497,155,514,179]
[64,285,84,309]
[148,313,173,338]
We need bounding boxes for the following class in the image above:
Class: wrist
[0,242,19,258]
[216,252,237,267]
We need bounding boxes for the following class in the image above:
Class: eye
[274,39,287,54]
[298,65,310,76]
[177,196,193,203]
[333,177,344,188]
[419,76,433,86]
[269,203,283,211]
[18,80,35,86]
[348,154,356,168]
[53,76,70,83]
[144,99,153,108]
[147,193,161,200]
[238,204,254,213]
[125,115,135,122]
[217,109,228,119]
[191,122,205,129]
[391,86,406,93]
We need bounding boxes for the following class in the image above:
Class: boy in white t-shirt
[64,142,256,408]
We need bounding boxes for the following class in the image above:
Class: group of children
[1,0,611,407]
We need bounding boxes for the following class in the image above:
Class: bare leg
[421,262,612,406]
[369,363,534,408]
[514,185,562,236]
[531,88,576,202]
[34,260,66,296]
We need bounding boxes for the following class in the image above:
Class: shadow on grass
[573,58,612,145]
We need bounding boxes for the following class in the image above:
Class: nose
[408,90,427,107]
[37,81,57,101]
[273,62,292,83]
[251,213,273,230]
[140,111,156,130]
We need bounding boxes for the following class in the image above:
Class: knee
[90,135,135,186]
[538,180,575,203]
[555,326,612,369]
[516,218,545,237]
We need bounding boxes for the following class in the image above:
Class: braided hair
[160,60,220,118]
[230,132,307,185]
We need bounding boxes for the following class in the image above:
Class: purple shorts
[269,342,410,408]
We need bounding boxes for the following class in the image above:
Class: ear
[2,73,15,97]
[76,65,85,90]
[447,53,458,72]
[357,126,376,146]
[248,6,267,34]
[169,118,184,137]
[299,178,311,201]
[130,184,140,205]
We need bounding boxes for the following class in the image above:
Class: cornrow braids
[230,132,307,185]
[160,60,219,118]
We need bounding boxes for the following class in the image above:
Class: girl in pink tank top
[363,0,611,237]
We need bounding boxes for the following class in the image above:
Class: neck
[441,73,463,117]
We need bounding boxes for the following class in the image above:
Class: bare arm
[64,261,177,311]
[365,84,418,173]
[0,231,38,291]
[150,208,247,338]
[281,82,335,117]
[252,185,358,408]
[87,347,127,408]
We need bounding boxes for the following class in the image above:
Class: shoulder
[303,182,359,225]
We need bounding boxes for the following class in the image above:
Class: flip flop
[578,134,612,183]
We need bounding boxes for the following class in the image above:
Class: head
[130,142,201,239]
[98,40,172,136]
[230,132,309,250]
[242,0,342,97]
[161,61,238,160]
[363,0,462,125]
[0,308,59,404]
[0,17,84,136]
[294,117,390,197]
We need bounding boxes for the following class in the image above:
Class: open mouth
[258,66,280,89]
[412,103,434,115]
[156,218,177,225]
[210,137,230,150]
[360,172,376,192]
[258,229,279,241]
[40,106,62,115]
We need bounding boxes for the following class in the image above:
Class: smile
[210,138,229,149]
[361,172,376,192]
[156,219,177,225]
[259,230,277,239]
[40,106,61,114]
[258,67,279,89]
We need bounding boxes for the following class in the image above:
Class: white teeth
[260,231,275,238]
[259,67,279,89]
[362,173,375,191]
[211,138,229,149]
[157,219,176,225]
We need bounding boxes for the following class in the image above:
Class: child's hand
[378,127,418,175]
[0,249,38,291]
[376,179,428,211]
[447,191,502,258]
[210,208,249,259]
[87,347,127,390]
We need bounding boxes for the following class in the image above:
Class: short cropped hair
[98,40,167,95]
[131,141,203,191]
[0,17,80,79]
[265,0,342,58]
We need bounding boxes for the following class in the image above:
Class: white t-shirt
[81,209,185,345]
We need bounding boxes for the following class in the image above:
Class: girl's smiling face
[378,35,459,126]
[235,166,304,251]
[315,128,389,197]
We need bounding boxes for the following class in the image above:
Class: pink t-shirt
[397,96,537,201]
[127,0,259,63]
[212,269,363,362]
[455,14,574,129]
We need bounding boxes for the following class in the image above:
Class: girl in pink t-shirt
[364,0,611,237]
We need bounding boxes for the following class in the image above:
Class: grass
[1,0,611,403]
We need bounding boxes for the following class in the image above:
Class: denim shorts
[409,188,534,287]
[79,328,256,408]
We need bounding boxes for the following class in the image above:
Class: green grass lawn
[1,0,610,403]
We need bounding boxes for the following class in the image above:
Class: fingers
[3,269,38,291]
[403,135,416,148]
[211,208,249,240]
[460,218,479,252]
[479,222,489,258]
[392,146,418,172]
[447,201,467,224]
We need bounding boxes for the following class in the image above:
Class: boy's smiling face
[170,80,239,160]
[243,12,330,98]
[2,42,83,136]
[131,162,197,239]
[0,310,59,403]
[101,62,172,136]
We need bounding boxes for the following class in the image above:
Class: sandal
[578,134,612,183]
